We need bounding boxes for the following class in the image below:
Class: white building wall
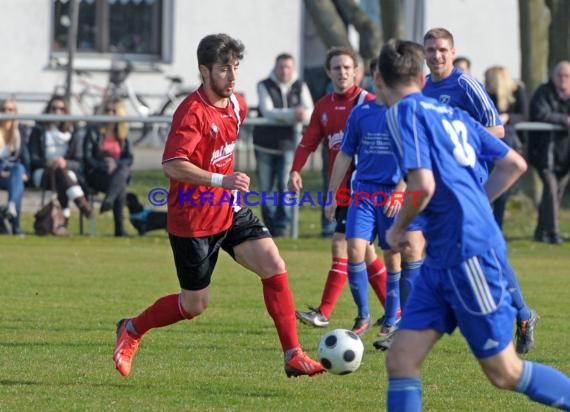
[0,0,522,114]
[423,0,521,82]
[0,0,304,114]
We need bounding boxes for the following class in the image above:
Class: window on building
[52,0,163,58]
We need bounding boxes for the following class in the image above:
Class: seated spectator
[528,60,570,244]
[484,65,527,228]
[83,98,133,237]
[0,97,30,235]
[126,192,166,235]
[28,95,92,230]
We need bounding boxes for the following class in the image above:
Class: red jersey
[291,85,374,189]
[162,85,247,237]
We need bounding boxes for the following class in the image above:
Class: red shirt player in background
[113,33,324,379]
[288,47,387,335]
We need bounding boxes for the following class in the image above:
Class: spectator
[289,47,387,336]
[253,53,313,237]
[484,65,528,228]
[423,28,536,355]
[0,97,30,235]
[453,56,471,74]
[83,98,133,237]
[528,60,570,244]
[28,95,92,229]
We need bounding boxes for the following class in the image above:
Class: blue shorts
[399,247,516,358]
[345,182,424,250]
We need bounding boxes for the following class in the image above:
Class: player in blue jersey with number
[376,38,570,411]
[324,83,425,348]
[422,28,538,354]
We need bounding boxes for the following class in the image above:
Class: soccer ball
[317,328,364,375]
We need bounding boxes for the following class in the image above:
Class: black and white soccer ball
[317,328,364,375]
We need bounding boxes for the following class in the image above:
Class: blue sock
[348,261,369,318]
[385,271,401,325]
[515,361,570,408]
[504,264,531,322]
[387,377,422,412]
[401,260,423,310]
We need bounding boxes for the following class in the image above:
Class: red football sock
[367,257,387,309]
[262,273,300,353]
[319,257,348,319]
[131,294,191,336]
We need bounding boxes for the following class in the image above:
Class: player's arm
[163,159,250,191]
[485,125,505,139]
[484,149,527,202]
[324,151,352,221]
[386,168,434,253]
[461,76,505,138]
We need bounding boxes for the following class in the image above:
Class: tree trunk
[518,0,550,97]
[303,0,352,50]
[380,0,405,40]
[332,0,383,63]
[546,0,570,71]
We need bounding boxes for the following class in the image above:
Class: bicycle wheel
[159,90,193,117]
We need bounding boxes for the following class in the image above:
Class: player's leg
[375,249,401,339]
[364,243,388,309]
[228,209,324,377]
[346,237,373,335]
[114,233,217,377]
[344,202,378,335]
[455,249,570,407]
[385,328,442,411]
[384,264,451,409]
[478,344,570,408]
[295,205,350,327]
[503,262,539,354]
[400,229,425,309]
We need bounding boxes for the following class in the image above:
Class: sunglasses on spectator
[104,107,116,114]
[0,106,15,112]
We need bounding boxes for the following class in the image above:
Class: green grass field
[1,170,569,411]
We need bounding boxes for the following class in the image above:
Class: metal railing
[2,113,566,239]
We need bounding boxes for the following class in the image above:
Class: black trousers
[535,168,570,236]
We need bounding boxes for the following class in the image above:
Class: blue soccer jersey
[341,101,402,185]
[386,92,509,268]
[423,68,501,128]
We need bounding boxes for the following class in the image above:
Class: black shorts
[334,205,348,234]
[169,208,271,291]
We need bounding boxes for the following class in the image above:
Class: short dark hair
[423,27,454,47]
[378,39,425,88]
[325,47,358,71]
[453,56,471,69]
[197,34,245,71]
[275,53,294,64]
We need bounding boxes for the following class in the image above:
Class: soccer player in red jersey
[113,33,324,378]
[289,47,388,335]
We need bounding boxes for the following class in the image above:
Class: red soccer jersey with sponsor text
[162,85,247,237]
[291,84,374,189]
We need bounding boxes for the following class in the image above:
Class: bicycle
[52,58,194,145]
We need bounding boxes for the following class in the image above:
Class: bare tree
[380,0,404,40]
[518,0,550,96]
[546,0,570,70]
[303,0,352,50]
[332,0,383,62]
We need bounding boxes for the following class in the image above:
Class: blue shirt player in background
[422,27,538,355]
[376,39,570,410]
[324,86,424,347]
